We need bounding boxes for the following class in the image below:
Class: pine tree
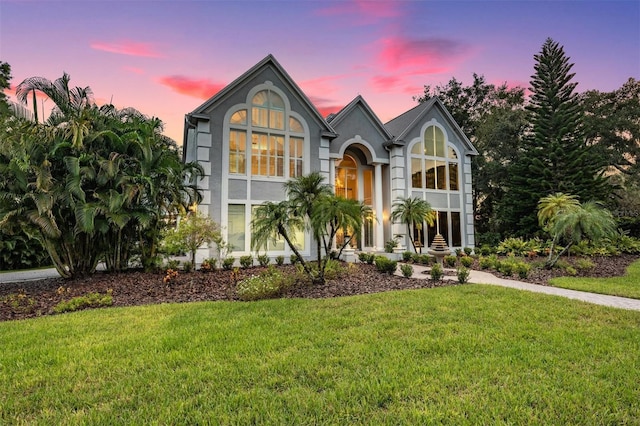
[501,38,609,237]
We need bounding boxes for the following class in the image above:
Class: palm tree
[311,195,367,282]
[544,200,617,268]
[283,172,332,263]
[391,197,436,252]
[537,192,581,266]
[251,200,314,277]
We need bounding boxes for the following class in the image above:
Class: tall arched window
[411,125,459,191]
[227,88,307,179]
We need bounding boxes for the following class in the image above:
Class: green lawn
[551,259,640,300]
[2,286,639,425]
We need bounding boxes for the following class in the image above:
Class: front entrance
[334,154,375,250]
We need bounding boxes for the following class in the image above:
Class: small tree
[391,197,436,252]
[162,210,221,270]
[539,197,617,268]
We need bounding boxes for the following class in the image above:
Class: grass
[551,259,640,300]
[1,286,640,424]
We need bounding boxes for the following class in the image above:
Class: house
[183,55,478,262]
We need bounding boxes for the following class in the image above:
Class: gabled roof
[327,95,393,141]
[384,97,478,155]
[188,54,336,137]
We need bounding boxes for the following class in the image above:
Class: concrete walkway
[0,267,60,283]
[398,263,640,312]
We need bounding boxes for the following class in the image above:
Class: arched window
[227,88,307,178]
[411,125,459,191]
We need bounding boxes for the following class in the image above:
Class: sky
[1,0,639,145]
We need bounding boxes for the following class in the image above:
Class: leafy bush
[290,254,299,264]
[374,256,397,274]
[515,262,531,279]
[444,255,457,267]
[478,245,494,256]
[497,237,528,256]
[222,257,235,270]
[53,290,113,314]
[430,263,444,281]
[464,247,473,256]
[257,254,270,267]
[166,259,180,271]
[566,266,578,276]
[402,251,413,262]
[460,256,474,268]
[182,261,193,272]
[384,239,397,253]
[400,263,413,278]
[497,260,514,276]
[0,230,51,270]
[609,234,640,254]
[358,252,375,264]
[479,256,493,270]
[239,255,253,269]
[200,258,217,272]
[575,258,595,271]
[236,267,293,301]
[457,267,470,284]
[275,255,285,266]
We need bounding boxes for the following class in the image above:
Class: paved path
[0,268,60,283]
[399,263,640,312]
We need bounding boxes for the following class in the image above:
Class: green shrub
[200,258,217,272]
[479,256,492,270]
[430,263,444,281]
[444,255,457,267]
[575,258,595,271]
[497,237,528,256]
[290,254,299,264]
[464,247,473,256]
[236,267,293,301]
[497,261,514,276]
[566,266,578,276]
[358,253,375,264]
[479,245,493,256]
[275,255,285,266]
[257,254,270,267]
[384,239,397,253]
[239,255,253,269]
[321,259,347,280]
[457,266,470,284]
[374,256,397,274]
[182,261,193,272]
[53,290,113,314]
[400,263,413,278]
[222,257,235,270]
[402,251,413,262]
[166,259,180,271]
[515,262,531,279]
[460,256,474,267]
[0,230,51,270]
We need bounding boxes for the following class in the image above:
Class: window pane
[411,142,422,155]
[426,215,438,247]
[252,107,268,127]
[270,110,284,130]
[425,127,435,156]
[448,147,457,159]
[270,92,284,109]
[411,158,423,188]
[425,160,436,189]
[292,228,305,250]
[228,205,245,252]
[451,212,462,247]
[230,110,247,125]
[449,162,459,191]
[252,91,268,106]
[229,130,246,174]
[438,211,449,246]
[363,169,373,206]
[289,117,303,132]
[435,127,445,157]
[436,161,447,190]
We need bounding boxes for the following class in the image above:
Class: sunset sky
[2,0,638,145]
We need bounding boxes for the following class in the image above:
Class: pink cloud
[316,0,403,24]
[300,73,352,97]
[157,75,226,99]
[123,66,145,75]
[91,40,164,58]
[377,36,471,72]
[307,95,344,118]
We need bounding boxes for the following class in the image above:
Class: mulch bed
[1,255,638,322]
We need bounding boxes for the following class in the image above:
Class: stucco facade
[183,55,478,262]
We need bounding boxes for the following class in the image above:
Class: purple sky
[2,0,638,144]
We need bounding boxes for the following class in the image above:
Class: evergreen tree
[501,38,609,237]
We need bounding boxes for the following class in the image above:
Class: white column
[374,163,384,251]
[329,158,336,191]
